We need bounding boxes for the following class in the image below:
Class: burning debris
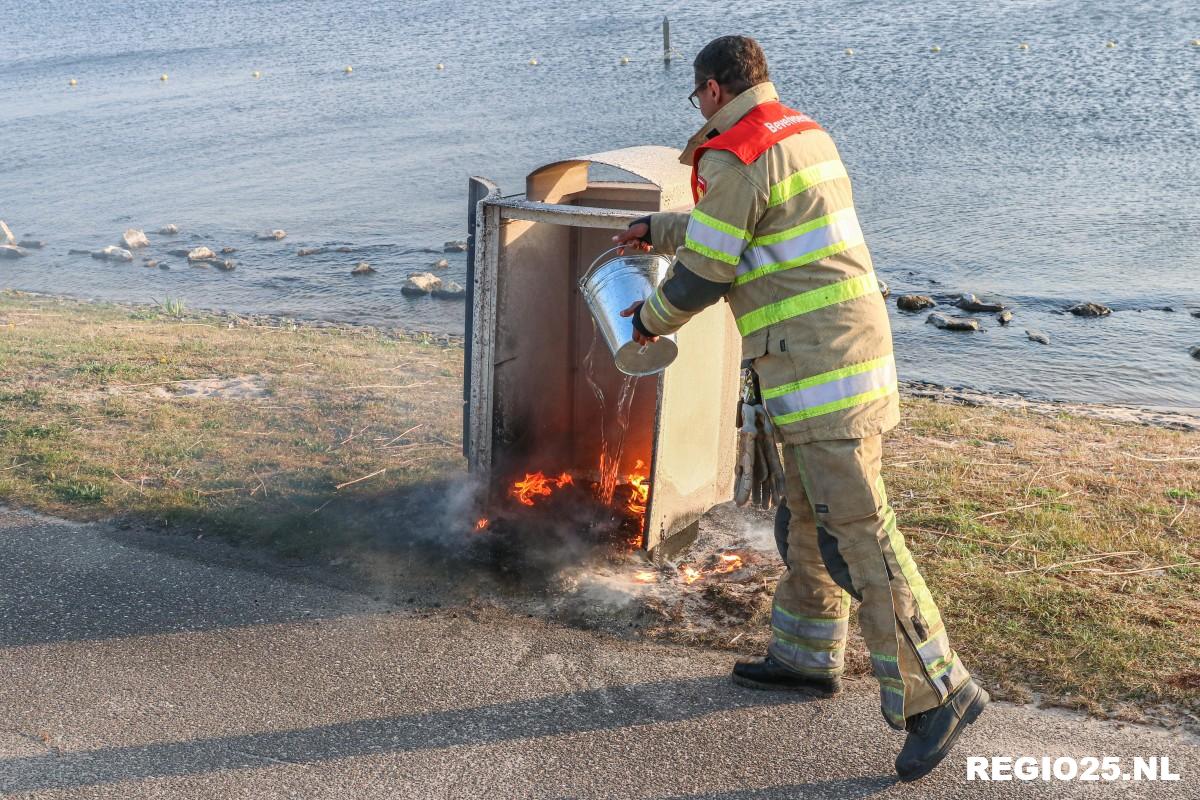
[624,461,649,527]
[678,552,745,584]
[476,455,653,550]
[511,471,574,507]
[624,551,748,586]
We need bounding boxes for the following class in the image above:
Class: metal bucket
[579,246,679,376]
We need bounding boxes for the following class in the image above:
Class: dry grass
[0,292,466,555]
[0,291,1195,717]
[886,399,1199,717]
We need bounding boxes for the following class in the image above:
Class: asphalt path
[0,507,1195,798]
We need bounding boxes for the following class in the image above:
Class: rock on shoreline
[92,245,133,262]
[956,293,1007,313]
[1069,302,1111,317]
[432,280,466,300]
[897,294,935,312]
[187,247,217,262]
[122,229,150,249]
[402,272,441,295]
[926,312,980,332]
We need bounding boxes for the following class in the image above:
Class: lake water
[1,0,1198,410]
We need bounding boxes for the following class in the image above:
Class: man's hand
[612,222,652,255]
[620,301,659,345]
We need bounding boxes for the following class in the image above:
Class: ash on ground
[540,502,871,678]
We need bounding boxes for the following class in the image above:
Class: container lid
[526,146,693,210]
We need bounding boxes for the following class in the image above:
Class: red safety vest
[691,101,823,201]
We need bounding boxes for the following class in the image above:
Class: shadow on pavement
[0,509,380,648]
[0,676,822,793]
[652,775,898,799]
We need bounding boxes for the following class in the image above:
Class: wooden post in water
[663,17,672,63]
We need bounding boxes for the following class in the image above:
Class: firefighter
[613,35,988,782]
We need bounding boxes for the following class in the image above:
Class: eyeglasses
[688,76,714,109]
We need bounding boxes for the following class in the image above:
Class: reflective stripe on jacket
[638,81,899,443]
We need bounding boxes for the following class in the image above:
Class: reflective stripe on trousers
[768,604,849,677]
[770,436,972,730]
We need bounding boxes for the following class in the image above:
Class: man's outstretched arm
[615,154,765,341]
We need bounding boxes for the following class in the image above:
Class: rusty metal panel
[467,193,502,476]
[464,177,500,458]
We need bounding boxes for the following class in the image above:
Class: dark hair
[693,35,770,95]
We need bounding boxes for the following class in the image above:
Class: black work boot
[731,655,842,696]
[895,678,989,782]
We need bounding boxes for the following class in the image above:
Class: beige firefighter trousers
[768,435,971,729]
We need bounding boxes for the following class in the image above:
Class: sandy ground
[902,381,1200,432]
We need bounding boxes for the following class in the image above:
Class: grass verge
[0,291,1195,719]
[0,291,465,556]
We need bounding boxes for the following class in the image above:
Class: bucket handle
[578,245,627,291]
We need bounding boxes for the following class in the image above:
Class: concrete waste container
[464,146,742,555]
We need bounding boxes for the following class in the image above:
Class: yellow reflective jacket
[639,82,899,444]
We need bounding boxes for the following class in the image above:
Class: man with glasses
[614,35,988,782]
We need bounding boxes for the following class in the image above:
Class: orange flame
[625,459,649,524]
[713,553,744,574]
[511,471,574,507]
[474,517,490,532]
[678,552,744,584]
[633,570,658,583]
[503,456,651,543]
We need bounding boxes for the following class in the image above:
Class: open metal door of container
[643,300,741,553]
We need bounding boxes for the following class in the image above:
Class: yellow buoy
[436,63,444,70]
[1105,40,1116,48]
[845,48,854,55]
[68,78,78,87]
[619,56,630,65]
[344,65,353,74]
[529,58,539,66]
[930,45,941,53]
[1018,43,1029,51]
[160,73,169,81]
[1191,38,1199,46]
[252,70,261,78]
